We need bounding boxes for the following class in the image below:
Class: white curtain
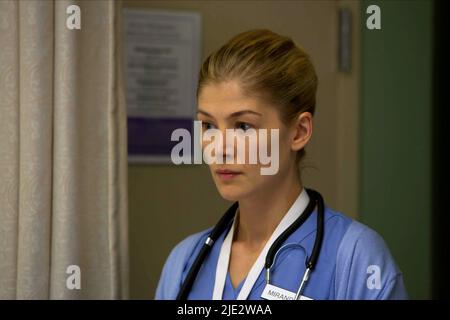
[0,0,128,299]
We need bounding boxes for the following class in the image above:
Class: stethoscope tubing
[177,188,325,300]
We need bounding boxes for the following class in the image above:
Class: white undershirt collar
[212,188,310,300]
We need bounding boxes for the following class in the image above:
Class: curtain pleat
[0,0,128,299]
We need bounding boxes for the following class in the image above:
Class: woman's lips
[215,169,242,181]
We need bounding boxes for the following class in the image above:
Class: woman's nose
[214,127,235,164]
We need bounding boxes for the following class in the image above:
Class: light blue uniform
[156,206,408,300]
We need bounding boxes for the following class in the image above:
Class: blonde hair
[197,29,318,162]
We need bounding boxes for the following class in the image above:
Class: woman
[156,29,407,300]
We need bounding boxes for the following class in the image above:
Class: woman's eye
[201,122,216,130]
[236,122,253,131]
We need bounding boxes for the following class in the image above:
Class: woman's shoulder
[164,226,214,273]
[327,211,408,299]
[323,206,390,250]
[155,227,213,299]
[323,207,399,269]
[324,207,394,260]
[172,227,213,255]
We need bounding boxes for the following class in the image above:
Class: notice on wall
[123,8,202,163]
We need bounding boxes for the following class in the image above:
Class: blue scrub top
[155,206,408,300]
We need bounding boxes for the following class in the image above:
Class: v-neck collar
[212,188,310,300]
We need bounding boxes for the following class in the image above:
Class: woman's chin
[216,185,249,202]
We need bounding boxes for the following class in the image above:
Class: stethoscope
[177,188,325,300]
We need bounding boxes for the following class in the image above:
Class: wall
[360,0,433,299]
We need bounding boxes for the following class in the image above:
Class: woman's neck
[234,173,302,249]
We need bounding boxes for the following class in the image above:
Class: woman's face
[197,80,301,201]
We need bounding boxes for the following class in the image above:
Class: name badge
[261,284,314,300]
[261,284,296,300]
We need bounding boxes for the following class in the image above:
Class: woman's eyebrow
[229,110,262,118]
[196,109,262,119]
[196,109,214,118]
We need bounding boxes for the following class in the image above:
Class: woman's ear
[290,112,313,152]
